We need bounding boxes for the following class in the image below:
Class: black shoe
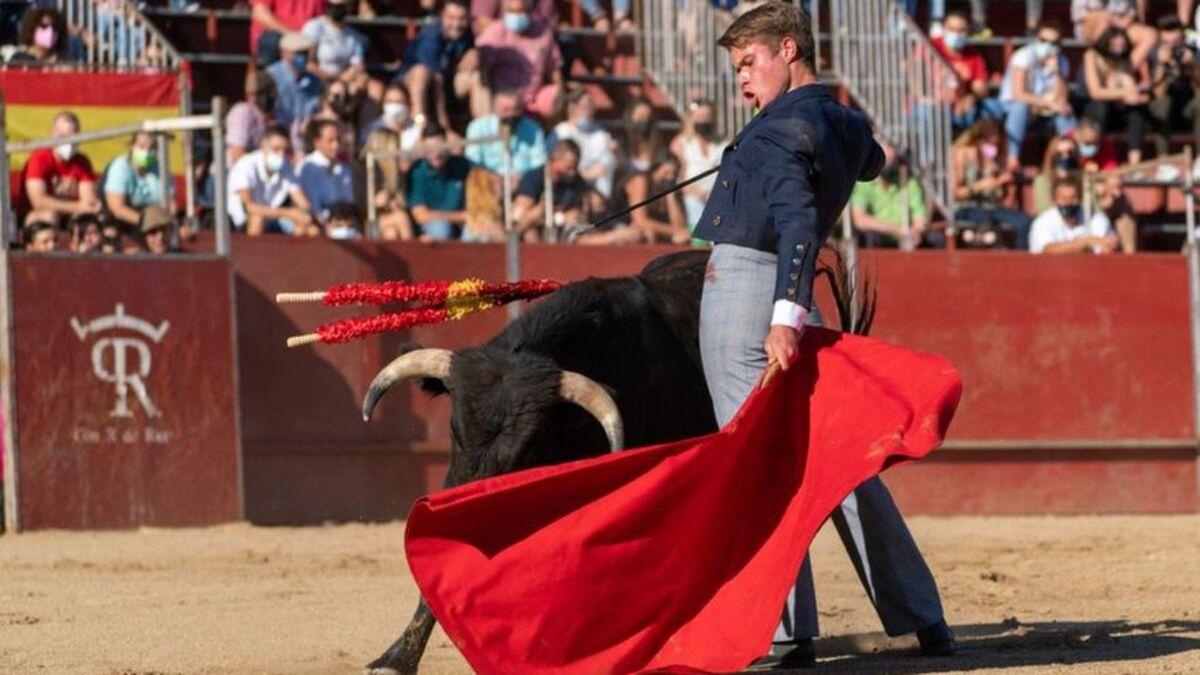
[916,619,956,657]
[746,639,816,670]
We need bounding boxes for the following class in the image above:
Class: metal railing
[56,0,182,69]
[638,0,754,141]
[824,0,955,218]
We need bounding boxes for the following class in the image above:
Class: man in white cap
[266,30,323,146]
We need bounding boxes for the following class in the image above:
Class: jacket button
[787,289,796,298]
[789,273,799,281]
[713,215,722,226]
[721,179,730,189]
[796,244,805,252]
[792,257,801,264]
[730,143,738,151]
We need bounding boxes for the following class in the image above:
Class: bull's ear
[397,341,450,396]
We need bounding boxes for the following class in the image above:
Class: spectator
[138,205,173,255]
[588,152,689,245]
[226,75,276,166]
[103,132,168,229]
[359,82,422,152]
[579,0,633,32]
[1147,16,1200,158]
[311,79,361,154]
[1033,135,1083,213]
[251,0,325,66]
[99,219,125,255]
[850,145,935,248]
[70,213,103,254]
[360,117,415,241]
[399,0,475,135]
[1072,0,1156,67]
[1030,178,1118,254]
[266,31,323,143]
[551,87,617,198]
[298,119,355,225]
[620,97,661,158]
[513,139,602,240]
[669,98,726,229]
[1082,26,1151,165]
[475,0,563,118]
[227,125,316,235]
[300,0,365,83]
[1072,116,1122,170]
[930,11,1003,132]
[409,124,474,241]
[7,6,68,64]
[999,19,1077,168]
[464,89,546,182]
[324,202,362,239]
[18,111,99,226]
[1093,173,1138,251]
[464,165,507,241]
[470,0,556,34]
[951,119,1033,249]
[23,220,58,253]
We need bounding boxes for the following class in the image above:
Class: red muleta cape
[404,327,963,674]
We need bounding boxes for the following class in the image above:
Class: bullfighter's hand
[764,324,800,372]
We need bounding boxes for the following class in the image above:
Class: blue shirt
[402,20,473,74]
[297,152,354,220]
[464,114,545,178]
[266,59,323,127]
[408,157,471,211]
[103,153,163,208]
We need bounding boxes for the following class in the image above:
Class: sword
[571,166,719,236]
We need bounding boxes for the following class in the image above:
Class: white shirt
[1029,206,1112,253]
[999,42,1071,103]
[301,16,365,75]
[550,120,616,197]
[227,150,300,227]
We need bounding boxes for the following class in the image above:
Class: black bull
[360,249,867,674]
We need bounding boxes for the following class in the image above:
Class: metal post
[180,71,196,223]
[0,92,11,248]
[1184,145,1200,441]
[365,151,378,238]
[156,132,171,209]
[211,96,230,256]
[543,160,555,243]
[840,207,859,328]
[901,174,914,251]
[501,126,520,322]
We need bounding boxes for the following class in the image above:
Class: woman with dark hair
[9,6,69,64]
[1082,26,1151,164]
[619,97,661,157]
[584,150,689,245]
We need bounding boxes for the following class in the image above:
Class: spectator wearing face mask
[360,82,422,152]
[251,0,326,66]
[104,132,171,229]
[999,19,1076,168]
[951,119,1032,249]
[301,0,365,83]
[399,0,475,136]
[324,201,362,240]
[227,125,316,235]
[931,11,1004,132]
[475,0,563,119]
[464,88,546,183]
[620,97,661,158]
[1072,0,1157,68]
[550,87,617,198]
[669,99,727,230]
[850,143,934,248]
[8,6,68,64]
[298,118,355,226]
[1030,178,1118,254]
[266,31,324,147]
[1071,116,1122,171]
[1147,16,1200,158]
[226,76,277,167]
[18,111,100,226]
[70,213,103,254]
[470,0,556,34]
[1083,26,1151,165]
[1033,135,1083,213]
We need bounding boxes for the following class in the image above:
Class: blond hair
[717,1,815,69]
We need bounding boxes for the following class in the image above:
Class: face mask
[1078,142,1098,158]
[328,225,359,240]
[329,96,346,116]
[264,151,285,173]
[880,164,901,184]
[327,4,348,22]
[503,12,531,33]
[291,53,308,74]
[980,142,999,160]
[1057,204,1082,221]
[629,158,651,172]
[1033,40,1058,61]
[54,142,75,160]
[1052,154,1077,171]
[131,147,155,170]
[943,32,967,52]
[33,25,55,50]
[693,121,715,137]
[383,102,409,125]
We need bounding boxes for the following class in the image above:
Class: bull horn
[560,371,624,451]
[362,348,452,422]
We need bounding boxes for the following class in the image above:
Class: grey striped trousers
[699,244,945,641]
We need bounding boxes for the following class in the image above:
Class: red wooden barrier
[1,253,240,531]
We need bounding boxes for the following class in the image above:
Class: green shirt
[850,178,925,226]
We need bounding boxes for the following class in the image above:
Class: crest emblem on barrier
[70,303,170,418]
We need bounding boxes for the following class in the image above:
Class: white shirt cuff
[771,300,809,330]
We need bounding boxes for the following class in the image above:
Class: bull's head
[362,347,623,486]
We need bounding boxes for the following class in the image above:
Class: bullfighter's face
[729,38,795,110]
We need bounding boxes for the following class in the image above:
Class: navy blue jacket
[694,84,883,308]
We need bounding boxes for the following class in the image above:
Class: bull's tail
[816,246,877,337]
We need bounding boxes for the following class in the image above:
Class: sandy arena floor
[2,515,1199,674]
